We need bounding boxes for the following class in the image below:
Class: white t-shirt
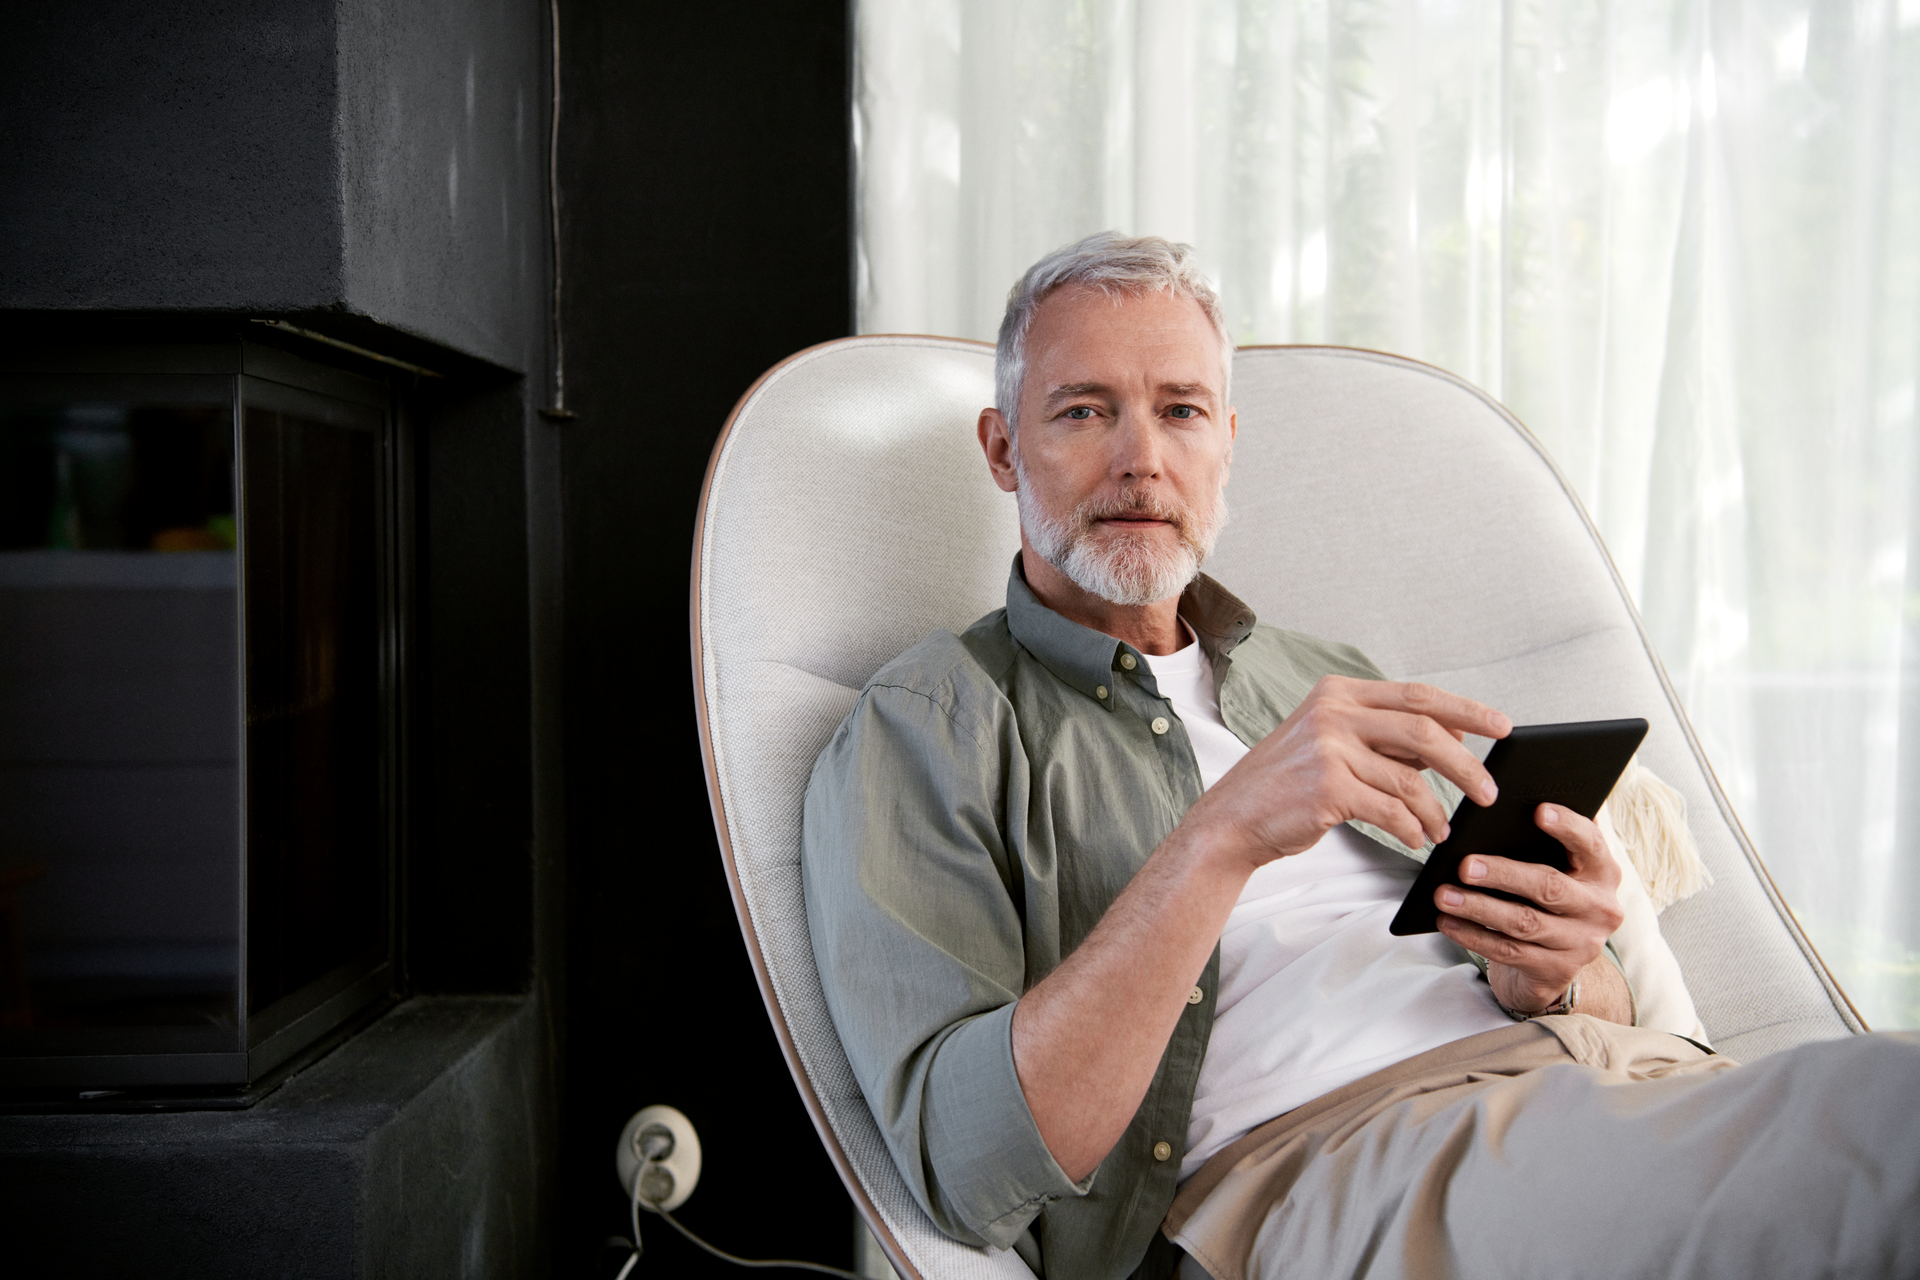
[1146,628,1513,1179]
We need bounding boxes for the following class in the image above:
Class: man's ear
[979,407,1021,494]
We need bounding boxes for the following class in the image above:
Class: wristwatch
[1501,978,1578,1022]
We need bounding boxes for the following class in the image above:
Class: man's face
[1002,284,1234,607]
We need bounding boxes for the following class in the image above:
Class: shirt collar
[1003,555,1259,710]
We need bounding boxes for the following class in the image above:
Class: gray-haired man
[802,232,1920,1280]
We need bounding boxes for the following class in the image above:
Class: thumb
[1538,804,1615,883]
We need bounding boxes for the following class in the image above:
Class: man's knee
[1791,1029,1920,1083]
[1805,1029,1920,1105]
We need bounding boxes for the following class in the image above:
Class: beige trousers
[1166,1016,1920,1280]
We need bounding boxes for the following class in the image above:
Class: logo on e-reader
[1521,775,1590,802]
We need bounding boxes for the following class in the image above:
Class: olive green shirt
[801,560,1448,1280]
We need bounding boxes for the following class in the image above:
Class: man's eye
[1065,406,1095,420]
[1169,405,1198,419]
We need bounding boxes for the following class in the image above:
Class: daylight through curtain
[854,0,1920,1028]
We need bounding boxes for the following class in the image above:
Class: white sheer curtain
[854,0,1920,1029]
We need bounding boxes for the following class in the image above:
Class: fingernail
[1491,712,1513,734]
[1480,780,1498,805]
[1540,806,1558,827]
[1464,858,1486,880]
[1439,887,1463,907]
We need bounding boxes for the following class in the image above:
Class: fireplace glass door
[0,345,399,1097]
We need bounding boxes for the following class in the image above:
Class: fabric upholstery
[694,337,1862,1280]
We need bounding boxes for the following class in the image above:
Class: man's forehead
[1029,282,1212,332]
[1026,288,1223,378]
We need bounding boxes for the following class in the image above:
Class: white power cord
[611,1171,646,1280]
[612,1176,642,1280]
[656,1202,863,1279]
[613,1110,864,1280]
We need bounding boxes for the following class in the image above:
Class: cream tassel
[1605,760,1713,912]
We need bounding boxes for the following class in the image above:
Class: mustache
[1072,487,1192,531]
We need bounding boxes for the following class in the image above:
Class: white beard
[1015,454,1228,607]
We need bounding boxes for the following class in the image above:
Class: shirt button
[1095,685,1108,700]
[1120,653,1137,670]
[1187,986,1204,1005]
[1153,1141,1172,1161]
[1151,717,1169,735]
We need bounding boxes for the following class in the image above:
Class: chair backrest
[691,337,1862,1280]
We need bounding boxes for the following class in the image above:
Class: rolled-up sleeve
[802,676,1087,1248]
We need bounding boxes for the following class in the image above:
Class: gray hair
[994,231,1233,435]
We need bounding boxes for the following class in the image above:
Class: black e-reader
[1388,717,1649,936]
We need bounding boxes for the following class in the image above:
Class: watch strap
[1501,977,1579,1022]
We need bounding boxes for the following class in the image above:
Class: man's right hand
[1187,674,1512,870]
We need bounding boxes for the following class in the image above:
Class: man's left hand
[1434,804,1627,1016]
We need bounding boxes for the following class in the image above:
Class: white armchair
[691,337,1862,1280]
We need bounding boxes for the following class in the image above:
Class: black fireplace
[0,338,405,1096]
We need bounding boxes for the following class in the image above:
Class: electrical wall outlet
[614,1104,702,1213]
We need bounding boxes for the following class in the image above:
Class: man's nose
[1112,408,1164,480]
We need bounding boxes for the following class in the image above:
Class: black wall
[1,3,341,311]
[554,1,857,1273]
[2,0,546,374]
[413,380,538,994]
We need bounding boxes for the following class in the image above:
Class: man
[802,233,1919,1280]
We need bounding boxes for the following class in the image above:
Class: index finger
[1353,681,1510,805]
[1350,680,1513,743]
